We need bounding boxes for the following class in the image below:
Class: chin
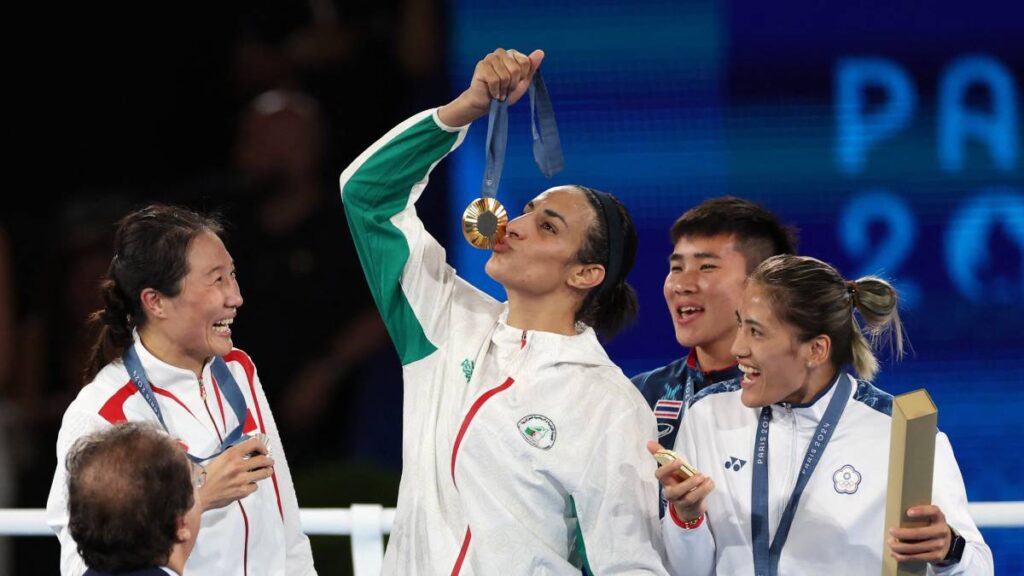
[210,340,234,358]
[484,258,502,283]
[740,388,765,408]
[675,336,697,349]
[484,260,520,292]
[673,330,698,349]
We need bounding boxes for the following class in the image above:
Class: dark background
[2,0,1021,573]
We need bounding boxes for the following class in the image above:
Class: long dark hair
[573,185,639,339]
[83,205,224,383]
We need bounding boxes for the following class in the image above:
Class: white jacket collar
[130,330,212,391]
[494,307,616,369]
[771,372,850,426]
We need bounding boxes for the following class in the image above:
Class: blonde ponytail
[751,255,906,382]
[848,277,904,381]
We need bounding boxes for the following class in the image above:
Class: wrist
[934,525,965,567]
[438,92,488,127]
[668,503,705,530]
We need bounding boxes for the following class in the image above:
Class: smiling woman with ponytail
[83,207,224,383]
[47,204,316,576]
[652,254,992,575]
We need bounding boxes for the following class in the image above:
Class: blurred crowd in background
[3,1,450,573]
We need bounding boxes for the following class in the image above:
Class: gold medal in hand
[462,197,508,249]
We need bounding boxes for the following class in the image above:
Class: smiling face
[485,186,598,297]
[663,234,750,368]
[731,283,817,408]
[156,232,243,370]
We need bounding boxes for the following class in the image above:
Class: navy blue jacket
[631,349,742,453]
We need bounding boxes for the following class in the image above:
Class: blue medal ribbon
[751,374,853,576]
[480,71,564,200]
[123,345,250,464]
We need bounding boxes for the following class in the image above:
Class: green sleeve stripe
[569,496,594,574]
[340,112,461,365]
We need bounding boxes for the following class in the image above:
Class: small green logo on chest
[518,414,557,450]
[460,359,475,383]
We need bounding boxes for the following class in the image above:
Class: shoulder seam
[851,379,894,417]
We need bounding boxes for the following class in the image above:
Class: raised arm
[338,48,544,366]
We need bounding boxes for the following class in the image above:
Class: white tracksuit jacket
[46,337,316,576]
[339,108,668,575]
[663,375,993,575]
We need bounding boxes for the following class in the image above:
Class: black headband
[585,188,625,298]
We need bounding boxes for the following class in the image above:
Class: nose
[730,327,749,359]
[505,212,529,239]
[227,276,244,309]
[667,268,698,295]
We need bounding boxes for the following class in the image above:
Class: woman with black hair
[46,205,315,575]
[339,48,667,574]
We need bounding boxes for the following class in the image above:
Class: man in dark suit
[65,422,202,576]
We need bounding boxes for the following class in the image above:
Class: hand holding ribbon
[447,48,565,249]
[439,48,544,127]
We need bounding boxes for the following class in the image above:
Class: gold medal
[653,448,700,481]
[462,197,508,249]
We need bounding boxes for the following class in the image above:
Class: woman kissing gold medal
[462,71,563,249]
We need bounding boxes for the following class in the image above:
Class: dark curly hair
[83,204,224,383]
[67,422,194,572]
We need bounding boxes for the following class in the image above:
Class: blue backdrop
[446,0,1023,571]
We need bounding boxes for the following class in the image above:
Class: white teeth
[739,364,761,375]
[212,318,234,334]
[677,306,703,315]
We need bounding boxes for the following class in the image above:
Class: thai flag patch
[654,399,683,420]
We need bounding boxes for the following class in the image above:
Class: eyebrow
[735,310,764,328]
[525,201,569,228]
[203,263,232,277]
[669,251,721,263]
[543,208,568,228]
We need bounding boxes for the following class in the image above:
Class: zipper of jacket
[775,403,797,536]
[197,374,224,443]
